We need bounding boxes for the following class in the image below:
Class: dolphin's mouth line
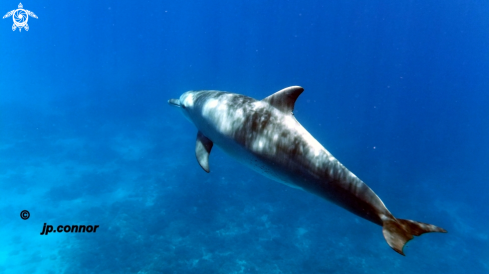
[168,99,181,107]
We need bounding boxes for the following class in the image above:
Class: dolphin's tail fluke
[382,218,447,255]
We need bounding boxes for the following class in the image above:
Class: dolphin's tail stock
[382,218,447,255]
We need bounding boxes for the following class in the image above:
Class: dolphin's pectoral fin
[262,86,304,114]
[195,131,214,173]
[382,218,447,255]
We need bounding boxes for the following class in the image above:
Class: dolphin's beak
[168,99,181,108]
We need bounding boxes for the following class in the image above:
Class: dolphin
[168,86,446,255]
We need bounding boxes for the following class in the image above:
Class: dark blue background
[1,0,488,273]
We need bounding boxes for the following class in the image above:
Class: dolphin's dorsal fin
[196,131,214,173]
[262,86,304,114]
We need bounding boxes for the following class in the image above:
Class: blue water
[1,0,488,273]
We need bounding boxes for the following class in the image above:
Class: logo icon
[20,210,30,220]
[3,3,37,32]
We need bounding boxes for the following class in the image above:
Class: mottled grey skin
[169,86,446,255]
